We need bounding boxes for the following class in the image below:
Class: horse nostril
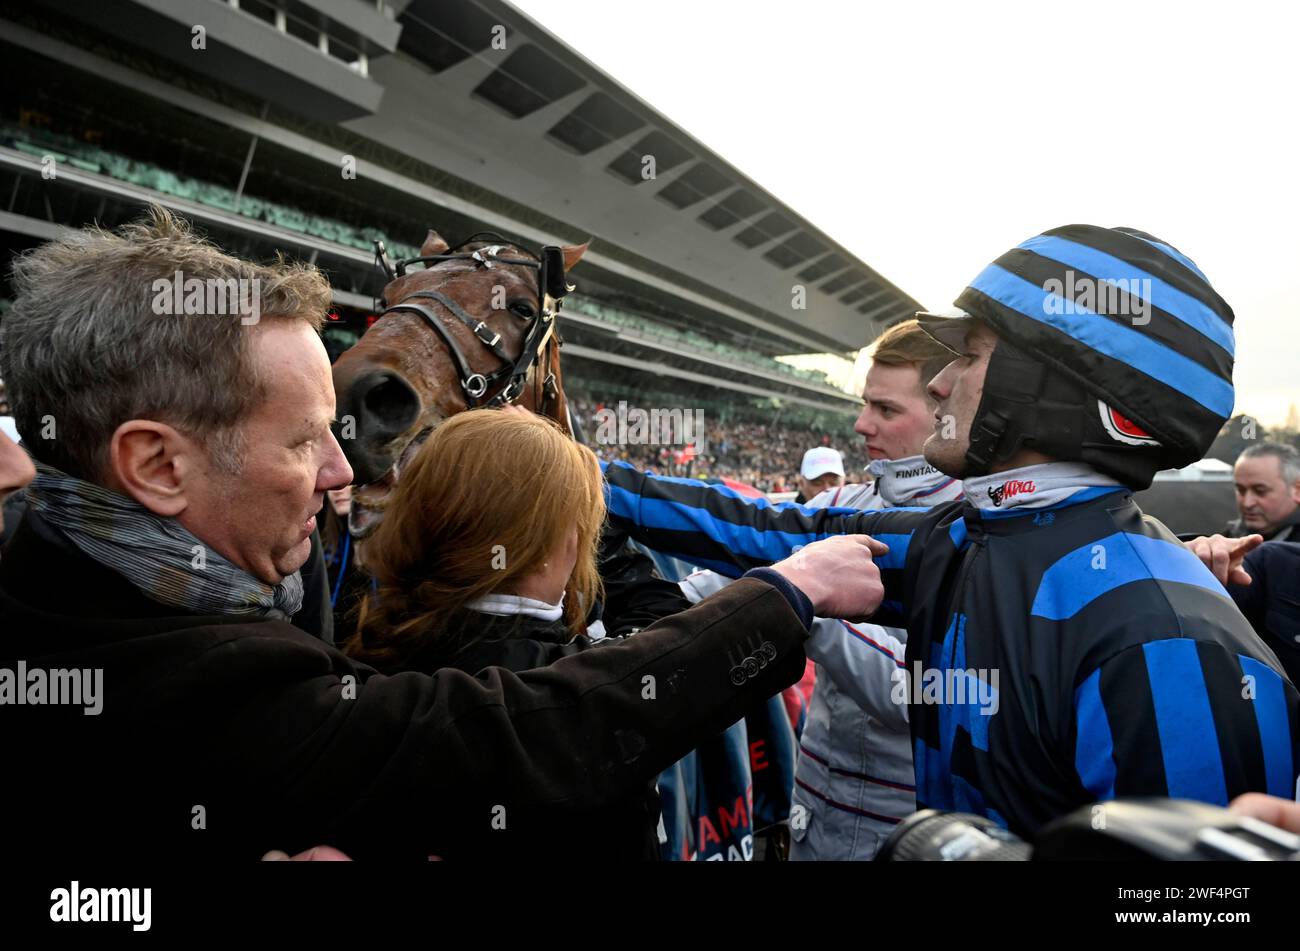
[357,371,421,436]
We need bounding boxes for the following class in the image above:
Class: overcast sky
[512,0,1299,426]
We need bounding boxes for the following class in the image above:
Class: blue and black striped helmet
[917,225,1234,479]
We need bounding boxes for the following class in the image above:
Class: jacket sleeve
[1070,638,1299,807]
[601,460,925,582]
[805,618,909,730]
[213,577,812,857]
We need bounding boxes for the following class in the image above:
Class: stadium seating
[566,296,838,389]
[0,122,422,262]
[3,121,847,407]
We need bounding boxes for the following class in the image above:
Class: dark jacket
[1230,542,1300,685]
[396,613,662,860]
[0,487,26,553]
[594,522,695,637]
[1226,507,1300,543]
[0,509,809,861]
[371,528,701,860]
[296,526,334,644]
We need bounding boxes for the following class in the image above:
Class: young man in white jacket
[789,320,961,859]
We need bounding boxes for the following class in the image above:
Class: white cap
[800,447,845,481]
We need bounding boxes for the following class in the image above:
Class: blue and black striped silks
[602,461,1300,836]
[953,224,1235,468]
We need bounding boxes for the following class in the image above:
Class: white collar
[467,592,565,622]
[962,462,1121,512]
[866,454,961,506]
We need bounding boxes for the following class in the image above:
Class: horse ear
[419,230,450,257]
[561,240,591,272]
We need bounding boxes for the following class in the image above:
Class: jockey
[602,224,1299,837]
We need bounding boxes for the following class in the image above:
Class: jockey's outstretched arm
[601,460,929,623]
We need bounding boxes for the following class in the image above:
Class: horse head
[332,228,589,537]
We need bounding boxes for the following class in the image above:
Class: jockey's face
[923,321,998,478]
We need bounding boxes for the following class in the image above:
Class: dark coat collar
[0,509,262,653]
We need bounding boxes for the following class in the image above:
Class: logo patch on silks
[1098,400,1161,447]
[988,479,1037,507]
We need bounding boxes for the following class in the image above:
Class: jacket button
[729,666,748,686]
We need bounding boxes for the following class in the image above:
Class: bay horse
[329,229,793,863]
[331,229,589,538]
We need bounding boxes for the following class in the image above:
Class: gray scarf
[25,460,303,620]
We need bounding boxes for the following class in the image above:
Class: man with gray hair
[0,206,885,859]
[1228,442,1300,542]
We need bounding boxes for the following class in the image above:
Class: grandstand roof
[21,0,920,355]
[1,0,926,419]
[364,0,924,353]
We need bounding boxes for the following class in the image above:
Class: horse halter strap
[373,238,573,408]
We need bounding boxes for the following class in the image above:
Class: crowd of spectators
[568,394,869,492]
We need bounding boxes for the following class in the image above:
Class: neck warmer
[24,460,303,619]
[467,592,565,622]
[961,461,1122,513]
[867,454,962,506]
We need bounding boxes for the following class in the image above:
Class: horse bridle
[371,233,573,409]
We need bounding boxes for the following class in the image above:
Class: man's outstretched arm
[221,535,888,858]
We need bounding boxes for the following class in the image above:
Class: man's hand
[771,534,888,621]
[262,845,352,861]
[1185,533,1263,586]
[1229,793,1300,835]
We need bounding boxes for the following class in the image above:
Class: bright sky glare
[512,0,1299,425]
